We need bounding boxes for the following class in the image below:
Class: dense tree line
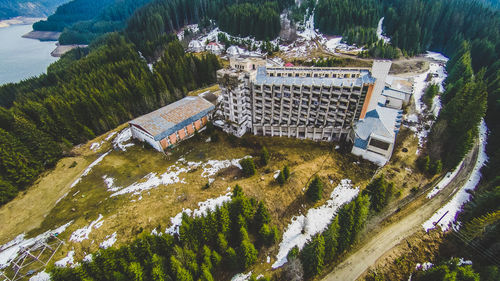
[0,0,67,20]
[50,186,278,280]
[314,0,381,40]
[427,42,487,168]
[125,0,291,58]
[298,194,370,279]
[0,34,220,206]
[359,40,401,59]
[218,2,281,41]
[33,0,116,32]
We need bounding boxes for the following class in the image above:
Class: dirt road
[322,141,480,281]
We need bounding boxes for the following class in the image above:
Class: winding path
[322,141,480,281]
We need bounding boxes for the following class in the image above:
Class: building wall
[130,124,162,151]
[130,115,210,151]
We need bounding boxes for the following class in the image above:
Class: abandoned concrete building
[129,96,214,151]
[216,57,409,165]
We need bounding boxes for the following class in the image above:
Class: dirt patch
[390,57,429,75]
[361,230,445,281]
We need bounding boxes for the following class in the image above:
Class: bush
[306,176,323,202]
[239,158,256,177]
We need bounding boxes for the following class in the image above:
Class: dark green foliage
[0,34,220,206]
[218,2,281,41]
[323,217,339,262]
[287,246,300,260]
[423,84,439,107]
[315,0,381,44]
[413,258,480,281]
[362,175,394,212]
[428,43,487,168]
[299,234,325,278]
[283,165,290,180]
[276,170,286,186]
[362,40,402,59]
[428,160,443,175]
[260,146,270,166]
[50,187,278,280]
[306,176,323,202]
[240,158,256,177]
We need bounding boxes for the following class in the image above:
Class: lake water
[0,24,58,85]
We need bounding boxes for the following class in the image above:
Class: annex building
[217,57,410,165]
[129,96,214,151]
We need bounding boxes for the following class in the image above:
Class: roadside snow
[415,262,433,271]
[422,121,488,232]
[99,232,117,249]
[427,159,464,199]
[165,192,233,235]
[0,222,72,269]
[29,271,51,281]
[272,179,360,268]
[55,250,75,267]
[70,151,111,188]
[113,128,134,151]
[376,17,391,43]
[70,214,104,242]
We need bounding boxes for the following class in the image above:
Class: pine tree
[300,234,325,278]
[276,170,286,186]
[306,176,323,202]
[260,146,270,166]
[283,165,290,180]
[323,217,339,262]
[239,158,256,177]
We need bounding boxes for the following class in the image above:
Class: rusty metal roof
[129,96,214,141]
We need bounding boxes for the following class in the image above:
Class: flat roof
[254,67,375,87]
[130,96,214,141]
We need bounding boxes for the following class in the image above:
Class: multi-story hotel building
[216,57,404,165]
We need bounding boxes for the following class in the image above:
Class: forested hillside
[49,187,278,281]
[33,0,152,44]
[0,0,67,20]
[0,34,220,205]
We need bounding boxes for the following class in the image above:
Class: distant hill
[0,0,68,20]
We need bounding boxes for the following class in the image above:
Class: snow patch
[165,192,233,235]
[415,262,433,271]
[29,271,51,281]
[0,221,72,269]
[83,254,93,262]
[113,128,134,151]
[427,159,464,199]
[70,214,104,242]
[272,179,360,268]
[423,121,488,232]
[99,232,117,249]
[70,151,111,188]
[55,250,75,267]
[231,271,252,281]
[376,17,391,43]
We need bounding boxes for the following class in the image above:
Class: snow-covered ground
[113,127,134,151]
[231,271,253,281]
[427,159,464,199]
[272,179,360,268]
[376,17,391,43]
[164,192,233,235]
[55,250,75,267]
[405,51,448,154]
[29,271,51,281]
[0,221,72,269]
[70,150,111,188]
[422,120,488,232]
[415,262,433,271]
[99,232,117,249]
[70,214,104,242]
[108,157,249,198]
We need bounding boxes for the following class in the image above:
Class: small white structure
[205,42,224,55]
[188,40,203,52]
[226,45,244,57]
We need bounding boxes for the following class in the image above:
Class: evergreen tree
[300,234,325,278]
[276,170,286,186]
[260,146,270,166]
[306,176,323,202]
[240,158,256,177]
[283,165,290,180]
